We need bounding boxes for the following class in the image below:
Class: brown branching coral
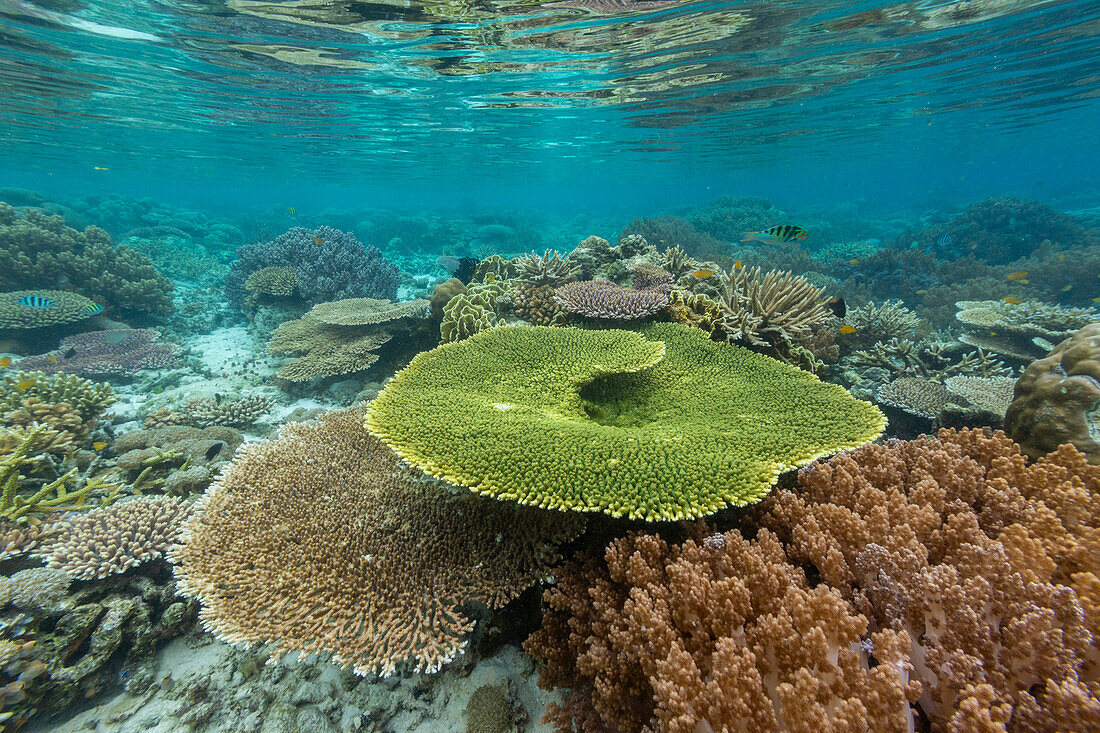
[839,300,924,349]
[755,429,1100,730]
[716,265,831,348]
[512,249,578,287]
[525,528,919,732]
[32,496,192,580]
[171,407,584,677]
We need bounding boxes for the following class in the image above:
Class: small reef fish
[1002,296,1023,304]
[312,235,324,245]
[287,207,296,215]
[17,295,55,309]
[1062,285,1073,292]
[740,225,807,245]
[16,379,35,389]
[692,269,714,279]
[828,297,846,318]
[205,442,224,461]
[937,234,953,247]
[85,302,104,314]
[93,442,108,451]
[848,259,860,265]
[103,331,131,345]
[94,166,108,171]
[1019,279,1029,284]
[1007,271,1028,280]
[1093,297,1100,303]
[838,324,857,334]
[63,347,76,359]
[734,260,742,269]
[916,289,928,295]
[0,357,9,368]
[46,355,58,364]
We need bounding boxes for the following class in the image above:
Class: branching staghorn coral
[512,249,578,287]
[715,265,831,348]
[847,338,1012,380]
[171,407,584,677]
[955,299,1100,362]
[838,299,924,349]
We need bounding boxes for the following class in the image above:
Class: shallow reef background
[0,187,1097,732]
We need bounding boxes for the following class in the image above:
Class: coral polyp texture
[1005,323,1100,463]
[243,265,299,297]
[365,323,885,521]
[554,267,673,321]
[170,407,584,677]
[0,290,102,330]
[266,313,393,381]
[307,297,429,326]
[17,329,181,376]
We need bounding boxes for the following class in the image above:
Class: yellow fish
[848,259,860,265]
[693,269,714,279]
[1002,296,1022,304]
[93,442,108,451]
[838,325,857,334]
[312,236,324,245]
[969,243,978,249]
[1007,271,1028,280]
[1019,279,1029,284]
[991,331,998,335]
[1093,297,1100,303]
[1061,285,1073,292]
[485,273,496,283]
[93,166,109,171]
[734,260,742,269]
[1058,254,1066,261]
[17,379,35,389]
[915,289,928,295]
[47,355,58,364]
[287,207,296,215]
[0,356,10,368]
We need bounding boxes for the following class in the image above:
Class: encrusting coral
[171,407,584,677]
[0,290,102,330]
[366,323,884,521]
[1005,323,1100,463]
[32,496,192,580]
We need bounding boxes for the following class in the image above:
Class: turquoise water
[2,2,1100,732]
[3,0,1099,212]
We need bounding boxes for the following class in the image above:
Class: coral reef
[838,300,924,349]
[0,289,102,330]
[513,283,565,326]
[430,277,467,321]
[0,371,116,426]
[115,425,242,495]
[17,329,181,376]
[944,375,1017,419]
[876,376,955,419]
[715,265,831,349]
[366,323,884,520]
[308,297,429,326]
[512,250,578,287]
[266,314,393,381]
[1005,323,1100,463]
[620,215,727,260]
[686,195,789,243]
[955,299,1100,362]
[32,496,193,580]
[244,265,299,298]
[225,226,400,308]
[171,407,584,677]
[564,235,617,280]
[554,267,673,321]
[0,202,174,318]
[145,395,274,429]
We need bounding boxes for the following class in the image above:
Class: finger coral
[171,407,584,677]
[366,323,884,520]
[756,428,1100,730]
[525,528,919,732]
[1005,323,1100,463]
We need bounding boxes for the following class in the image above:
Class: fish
[63,347,76,359]
[484,273,496,283]
[16,379,35,389]
[0,357,9,368]
[454,257,479,284]
[828,297,846,318]
[838,325,857,334]
[969,243,978,250]
[205,442,224,461]
[693,269,714,279]
[103,331,131,345]
[287,207,296,215]
[312,235,324,245]
[93,166,108,171]
[93,442,108,451]
[1058,254,1065,261]
[937,234,953,247]
[848,259,860,265]
[734,260,742,269]
[916,289,928,295]
[1093,297,1100,303]
[739,225,807,245]
[1002,296,1022,304]
[85,302,104,314]
[1007,271,1028,280]
[1061,285,1072,292]
[46,355,58,364]
[1019,279,1029,284]
[17,295,55,309]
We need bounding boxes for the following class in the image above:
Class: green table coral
[366,323,885,521]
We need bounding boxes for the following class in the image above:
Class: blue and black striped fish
[17,295,55,309]
[740,225,808,245]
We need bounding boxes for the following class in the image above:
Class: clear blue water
[2,0,1098,214]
